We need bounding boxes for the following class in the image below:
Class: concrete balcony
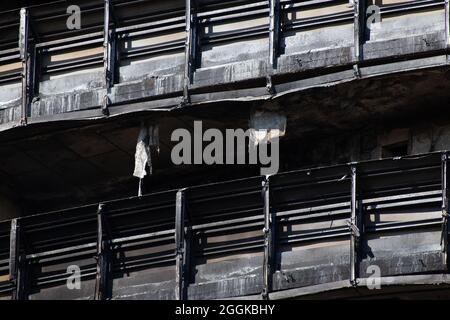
[0,151,449,299]
[0,0,449,131]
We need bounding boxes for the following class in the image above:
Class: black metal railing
[0,0,447,124]
[0,150,447,300]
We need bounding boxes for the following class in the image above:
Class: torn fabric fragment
[133,124,159,179]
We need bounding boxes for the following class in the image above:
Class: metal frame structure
[0,0,448,128]
[0,151,448,299]
[0,0,450,299]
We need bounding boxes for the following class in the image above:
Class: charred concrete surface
[1,67,450,215]
[0,0,449,128]
[0,152,449,300]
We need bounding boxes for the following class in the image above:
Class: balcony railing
[0,0,448,128]
[0,150,448,299]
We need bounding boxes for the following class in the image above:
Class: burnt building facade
[1,0,450,299]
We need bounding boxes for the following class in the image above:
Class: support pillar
[262,176,274,299]
[183,0,197,104]
[442,153,449,268]
[445,0,449,47]
[349,165,361,285]
[9,218,26,300]
[95,203,110,300]
[269,0,281,69]
[19,8,31,125]
[103,0,116,116]
[175,189,190,300]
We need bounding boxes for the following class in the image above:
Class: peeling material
[133,123,160,195]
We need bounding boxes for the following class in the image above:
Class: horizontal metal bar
[283,12,353,31]
[34,268,96,285]
[28,235,97,253]
[121,41,185,59]
[26,242,97,260]
[0,54,20,63]
[195,242,264,257]
[23,216,97,234]
[192,214,263,231]
[201,25,269,44]
[110,222,175,238]
[380,0,444,15]
[107,206,176,219]
[190,206,262,223]
[115,16,186,33]
[35,32,104,49]
[198,1,269,19]
[277,208,351,223]
[197,237,263,252]
[271,175,351,192]
[34,269,97,287]
[119,23,185,39]
[366,218,442,232]
[199,8,269,24]
[112,235,174,250]
[40,39,104,53]
[362,190,442,205]
[197,221,264,235]
[188,188,262,203]
[42,62,103,74]
[24,219,96,237]
[276,201,351,218]
[274,194,351,211]
[105,199,176,215]
[279,230,350,245]
[364,197,441,210]
[359,164,440,179]
[0,74,21,84]
[361,184,442,200]
[29,249,97,265]
[111,229,175,244]
[112,257,176,272]
[0,47,20,56]
[279,226,350,241]
[42,56,103,73]
[282,0,348,10]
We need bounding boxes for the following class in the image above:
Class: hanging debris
[249,110,286,146]
[133,122,160,196]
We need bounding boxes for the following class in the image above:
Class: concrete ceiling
[1,66,450,215]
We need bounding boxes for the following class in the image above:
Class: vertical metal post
[183,0,196,104]
[175,189,189,300]
[353,0,361,62]
[441,153,448,268]
[9,219,19,300]
[184,221,192,300]
[269,0,281,69]
[349,165,360,285]
[262,176,274,299]
[446,0,450,47]
[10,219,26,300]
[353,0,364,78]
[19,8,30,125]
[95,203,110,300]
[31,45,38,99]
[103,0,115,116]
